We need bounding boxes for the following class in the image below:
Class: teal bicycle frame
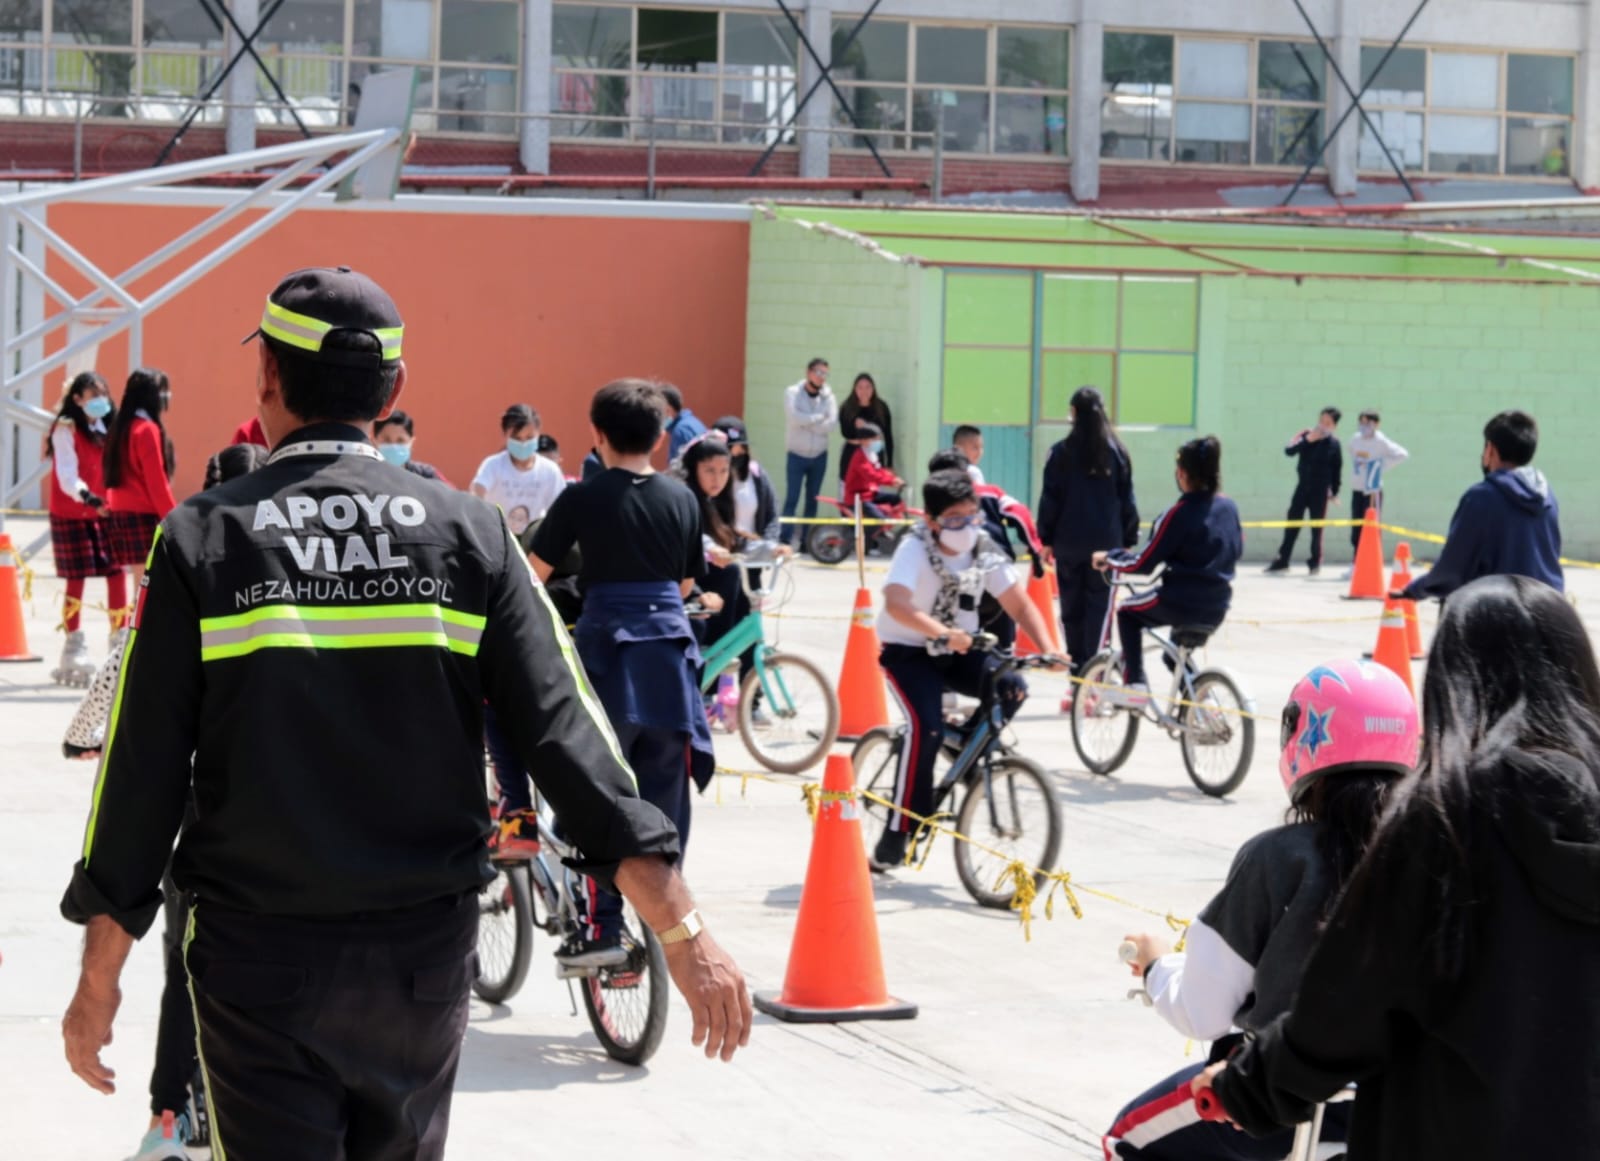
[696,558,802,714]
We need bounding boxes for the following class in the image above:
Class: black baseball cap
[242,266,404,369]
[713,415,748,445]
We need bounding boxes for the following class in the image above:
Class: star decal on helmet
[1303,665,1349,692]
[1300,705,1335,759]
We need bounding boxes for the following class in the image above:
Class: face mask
[731,452,750,477]
[379,443,412,466]
[82,396,112,420]
[1359,424,1376,438]
[868,440,884,458]
[507,437,538,460]
[940,525,979,554]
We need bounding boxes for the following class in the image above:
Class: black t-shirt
[531,468,705,584]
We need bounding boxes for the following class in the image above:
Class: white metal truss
[0,127,402,533]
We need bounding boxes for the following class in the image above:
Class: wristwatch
[655,909,705,946]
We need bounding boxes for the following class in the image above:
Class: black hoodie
[1214,749,1600,1159]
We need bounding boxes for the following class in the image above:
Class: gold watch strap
[655,908,704,946]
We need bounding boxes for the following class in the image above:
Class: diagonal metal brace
[199,0,312,138]
[1282,0,1431,205]
[750,0,890,178]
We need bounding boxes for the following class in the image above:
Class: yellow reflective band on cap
[258,298,405,361]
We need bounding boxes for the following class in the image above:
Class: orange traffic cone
[1391,543,1425,661]
[0,534,41,663]
[754,753,917,1023]
[1344,508,1385,601]
[1017,564,1065,657]
[836,588,890,741]
[1370,598,1415,697]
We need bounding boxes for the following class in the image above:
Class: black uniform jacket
[63,424,677,939]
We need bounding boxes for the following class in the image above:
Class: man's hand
[1044,652,1071,673]
[947,629,974,654]
[773,544,795,560]
[707,546,734,568]
[698,592,725,614]
[1091,550,1110,572]
[1040,546,1056,569]
[662,932,751,1062]
[63,975,121,1094]
[1123,932,1173,977]
[1327,491,1340,507]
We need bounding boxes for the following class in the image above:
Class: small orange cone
[1370,598,1415,697]
[0,534,41,663]
[835,588,890,741]
[1344,508,1385,601]
[754,754,916,1023]
[1017,563,1065,657]
[1391,543,1425,661]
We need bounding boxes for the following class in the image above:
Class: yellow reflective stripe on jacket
[199,602,485,661]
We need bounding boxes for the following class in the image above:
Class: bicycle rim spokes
[741,651,839,774]
[954,758,1062,910]
[1181,671,1255,798]
[851,728,902,856]
[474,864,533,1004]
[581,908,669,1066]
[1070,655,1139,775]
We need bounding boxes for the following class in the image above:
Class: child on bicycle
[842,420,904,519]
[873,469,1065,871]
[1092,437,1242,707]
[1104,658,1418,1159]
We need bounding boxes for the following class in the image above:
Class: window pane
[1178,39,1247,100]
[637,9,716,72]
[140,51,221,96]
[1506,117,1569,175]
[140,0,224,50]
[722,76,793,139]
[259,0,345,54]
[1359,110,1422,168]
[832,84,906,150]
[0,2,41,40]
[915,26,986,87]
[831,19,907,83]
[1042,276,1118,348]
[1041,352,1115,422]
[1122,279,1197,350]
[552,71,629,137]
[353,0,434,61]
[1361,46,1423,105]
[1507,54,1574,115]
[1255,105,1321,165]
[1101,89,1172,160]
[946,274,1033,345]
[997,26,1068,89]
[441,1,519,65]
[995,93,1066,155]
[1427,113,1498,173]
[49,47,135,108]
[54,1,132,44]
[1117,353,1194,426]
[437,67,517,132]
[1174,102,1249,164]
[1257,41,1322,101]
[554,5,632,71]
[943,350,1031,425]
[913,88,989,152]
[636,73,717,137]
[0,46,44,96]
[265,55,346,107]
[1103,33,1172,91]
[725,13,796,69]
[1431,52,1497,111]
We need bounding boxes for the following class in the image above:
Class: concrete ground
[3,511,1595,1160]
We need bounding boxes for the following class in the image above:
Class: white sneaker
[1339,567,1354,581]
[124,1111,189,1161]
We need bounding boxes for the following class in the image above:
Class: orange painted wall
[44,200,750,497]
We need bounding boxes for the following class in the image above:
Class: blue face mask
[378,443,413,466]
[82,395,112,420]
[507,437,538,460]
[868,440,884,459]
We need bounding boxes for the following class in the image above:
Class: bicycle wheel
[806,523,851,566]
[1070,652,1140,775]
[581,907,670,1066]
[1180,669,1256,798]
[954,756,1063,910]
[740,651,840,774]
[852,726,903,856]
[474,863,534,1004]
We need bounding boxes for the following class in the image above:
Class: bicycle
[695,551,840,774]
[805,494,919,565]
[1069,568,1256,797]
[474,784,670,1066]
[850,635,1064,909]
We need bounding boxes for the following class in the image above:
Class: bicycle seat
[1171,625,1217,650]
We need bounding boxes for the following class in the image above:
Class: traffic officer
[60,267,750,1159]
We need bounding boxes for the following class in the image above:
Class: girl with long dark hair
[1038,386,1139,693]
[45,371,129,686]
[1107,658,1418,1159]
[1200,574,1600,1159]
[839,372,894,483]
[103,367,177,590]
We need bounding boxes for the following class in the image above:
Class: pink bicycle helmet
[1279,660,1419,803]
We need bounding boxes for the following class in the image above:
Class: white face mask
[939,525,979,554]
[1359,424,1376,438]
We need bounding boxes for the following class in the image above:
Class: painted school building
[9,192,1600,555]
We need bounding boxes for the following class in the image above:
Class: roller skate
[51,630,95,687]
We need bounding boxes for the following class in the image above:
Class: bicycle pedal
[556,962,597,981]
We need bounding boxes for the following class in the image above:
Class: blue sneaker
[124,1110,190,1161]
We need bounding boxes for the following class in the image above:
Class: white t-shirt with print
[877,533,1020,647]
[471,450,566,535]
[732,475,760,536]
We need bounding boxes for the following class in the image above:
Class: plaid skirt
[49,515,118,580]
[106,510,162,569]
